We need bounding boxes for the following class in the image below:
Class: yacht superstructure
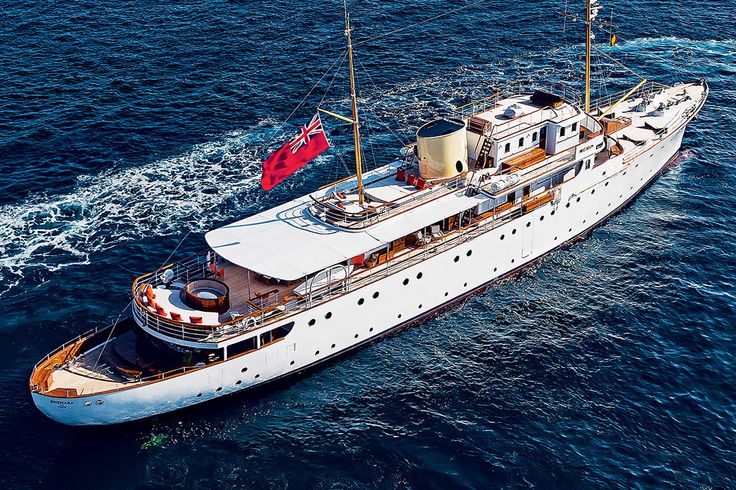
[30,2,708,426]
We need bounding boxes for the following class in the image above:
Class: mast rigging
[344,0,365,205]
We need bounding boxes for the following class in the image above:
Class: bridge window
[572,122,578,132]
[532,131,538,142]
[560,126,567,137]
[504,142,511,153]
[518,137,524,147]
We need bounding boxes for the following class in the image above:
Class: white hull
[33,110,697,425]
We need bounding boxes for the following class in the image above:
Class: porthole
[369,327,374,332]
[315,351,320,356]
[569,228,572,232]
[554,236,558,240]
[605,182,609,187]
[241,367,248,373]
[526,222,531,228]
[308,319,316,326]
[235,380,242,385]
[216,387,222,392]
[608,203,611,207]
[511,259,515,263]
[354,334,359,339]
[96,400,104,405]
[463,282,468,287]
[500,234,505,240]
[493,267,497,272]
[444,292,449,296]
[255,374,260,379]
[623,171,627,175]
[325,312,332,319]
[466,250,472,257]
[512,229,517,235]
[358,298,365,305]
[416,272,423,279]
[583,220,586,224]
[197,393,202,397]
[454,256,460,262]
[402,278,409,286]
[603,172,607,176]
[591,190,595,195]
[418,304,423,309]
[290,360,295,365]
[398,314,402,319]
[596,212,599,215]
[331,344,336,348]
[576,197,581,202]
[566,203,570,208]
[540,216,544,221]
[84,401,92,407]
[372,292,380,299]
[551,210,555,216]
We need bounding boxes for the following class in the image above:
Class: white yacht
[30,1,708,425]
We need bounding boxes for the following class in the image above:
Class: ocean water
[1,0,735,488]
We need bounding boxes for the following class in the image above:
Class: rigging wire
[255,50,347,157]
[354,56,411,147]
[319,50,349,108]
[592,44,647,79]
[353,0,491,48]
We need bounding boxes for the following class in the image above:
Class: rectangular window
[560,126,567,137]
[260,321,295,346]
[532,131,538,142]
[228,336,257,357]
[572,122,578,132]
[585,159,591,169]
[504,142,510,153]
[518,137,524,147]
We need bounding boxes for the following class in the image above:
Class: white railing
[592,81,670,111]
[134,186,560,344]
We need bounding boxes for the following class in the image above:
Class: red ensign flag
[261,114,330,191]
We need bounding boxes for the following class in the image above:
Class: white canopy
[205,197,384,281]
[206,181,491,281]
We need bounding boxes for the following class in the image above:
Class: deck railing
[132,183,562,344]
[309,170,468,230]
[591,81,670,112]
[451,83,583,119]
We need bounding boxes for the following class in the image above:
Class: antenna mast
[344,0,365,205]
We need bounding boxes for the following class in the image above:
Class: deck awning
[206,185,490,281]
[205,197,385,281]
[365,189,489,243]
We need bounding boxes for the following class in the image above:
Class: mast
[344,1,365,205]
[585,0,592,113]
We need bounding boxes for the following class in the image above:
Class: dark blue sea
[1,0,735,488]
